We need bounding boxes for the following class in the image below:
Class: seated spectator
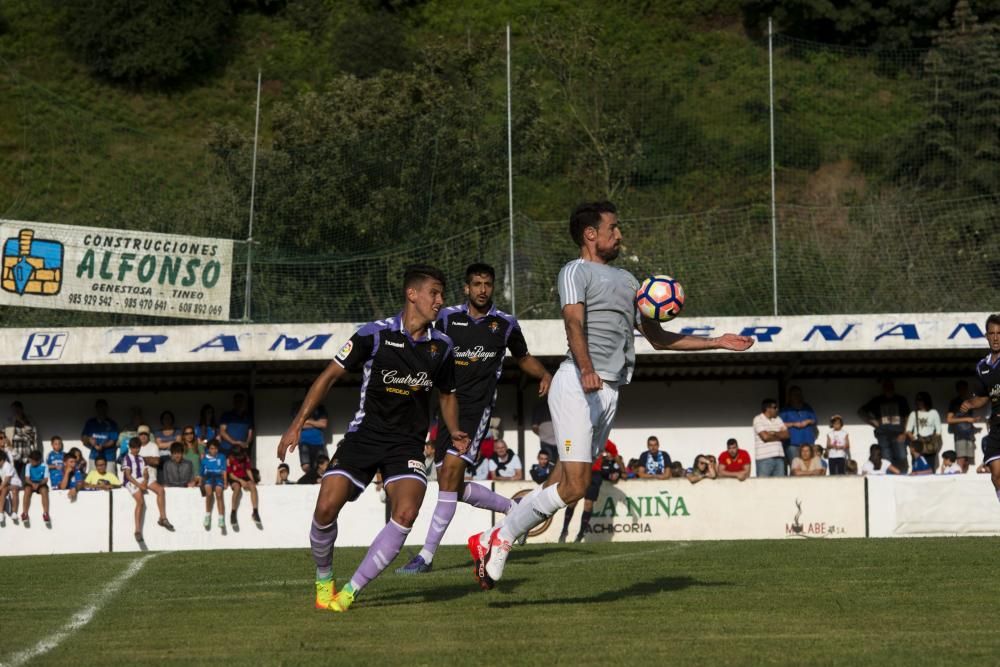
[82,399,120,475]
[686,454,717,484]
[670,461,685,478]
[717,438,751,481]
[275,462,293,485]
[825,415,850,475]
[82,457,122,490]
[791,444,826,476]
[906,391,943,472]
[227,444,262,528]
[846,460,859,475]
[136,425,159,468]
[0,432,16,480]
[861,444,900,475]
[423,442,437,481]
[940,450,963,475]
[59,451,85,502]
[637,435,672,479]
[162,442,197,488]
[753,399,789,477]
[297,455,330,485]
[121,437,175,542]
[180,426,204,476]
[530,451,554,485]
[46,436,66,490]
[0,449,24,526]
[908,441,933,476]
[488,439,523,481]
[67,447,87,475]
[814,444,829,471]
[21,450,51,526]
[465,456,490,481]
[200,440,228,532]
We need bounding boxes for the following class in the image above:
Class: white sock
[499,484,566,542]
[481,483,547,548]
[418,548,434,563]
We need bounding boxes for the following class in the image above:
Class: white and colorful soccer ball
[635,275,685,322]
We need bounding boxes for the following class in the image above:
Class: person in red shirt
[718,438,751,481]
[227,444,261,528]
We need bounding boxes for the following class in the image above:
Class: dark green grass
[3,538,998,665]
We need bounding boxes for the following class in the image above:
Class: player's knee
[392,506,419,528]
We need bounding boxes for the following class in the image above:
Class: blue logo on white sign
[23,332,67,360]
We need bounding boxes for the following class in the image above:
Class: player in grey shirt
[470,200,754,589]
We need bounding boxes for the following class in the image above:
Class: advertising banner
[0,219,233,320]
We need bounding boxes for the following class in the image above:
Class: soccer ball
[636,275,685,322]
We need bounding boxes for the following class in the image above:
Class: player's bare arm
[638,317,755,352]
[960,396,990,413]
[438,391,469,453]
[516,354,552,396]
[562,302,602,392]
[278,360,347,461]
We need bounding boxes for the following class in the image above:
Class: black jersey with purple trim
[334,313,456,446]
[971,353,1000,437]
[436,303,528,411]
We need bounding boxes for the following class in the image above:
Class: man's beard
[597,245,620,262]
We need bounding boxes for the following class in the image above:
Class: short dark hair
[278,463,289,472]
[726,438,738,446]
[29,449,42,462]
[160,410,175,424]
[403,264,446,297]
[762,398,778,411]
[169,442,184,455]
[207,438,220,450]
[647,435,659,444]
[986,314,1000,330]
[316,454,330,466]
[915,391,933,410]
[128,437,141,449]
[464,263,495,283]
[942,450,957,462]
[569,201,617,246]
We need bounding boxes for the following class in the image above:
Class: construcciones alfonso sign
[0,220,233,320]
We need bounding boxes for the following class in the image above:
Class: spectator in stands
[791,444,826,476]
[908,441,933,475]
[780,386,818,468]
[861,444,900,475]
[46,436,65,490]
[136,425,161,475]
[466,456,490,481]
[422,442,437,482]
[530,451,555,485]
[201,440,228,532]
[0,450,23,526]
[717,438,752,480]
[195,404,218,445]
[59,451,85,502]
[82,457,121,490]
[686,454,717,484]
[488,439,523,480]
[82,399,120,475]
[947,380,981,473]
[162,442,197,488]
[227,443,261,529]
[624,458,640,479]
[941,450,963,475]
[560,441,622,543]
[814,444,829,472]
[858,379,910,473]
[0,432,14,477]
[121,437,175,543]
[531,398,559,463]
[825,415,850,475]
[297,454,330,484]
[637,435,672,479]
[905,391,942,472]
[20,450,50,526]
[7,401,38,478]
[754,398,789,477]
[292,399,329,475]
[276,462,292,485]
[116,407,144,458]
[155,410,180,466]
[179,426,203,476]
[846,460,859,475]
[68,447,87,474]
[220,393,254,457]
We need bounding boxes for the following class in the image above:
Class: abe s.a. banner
[0,220,233,320]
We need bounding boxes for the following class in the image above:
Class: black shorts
[434,404,494,468]
[584,474,603,502]
[328,437,426,501]
[982,434,1000,466]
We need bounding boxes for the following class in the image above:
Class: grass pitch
[3,538,998,666]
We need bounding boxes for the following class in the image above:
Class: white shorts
[548,362,619,463]
[124,480,144,496]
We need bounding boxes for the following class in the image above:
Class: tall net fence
[1,15,998,326]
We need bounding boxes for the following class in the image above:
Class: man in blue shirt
[780,386,818,468]
[220,394,253,457]
[81,399,120,474]
[292,400,328,476]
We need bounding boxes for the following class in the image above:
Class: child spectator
[82,457,121,490]
[200,440,228,533]
[297,455,329,485]
[625,458,640,479]
[59,452,86,502]
[227,444,262,529]
[46,436,66,489]
[825,415,851,475]
[122,436,175,537]
[941,450,963,475]
[275,462,292,485]
[0,449,24,526]
[908,441,933,476]
[162,442,197,487]
[21,450,51,526]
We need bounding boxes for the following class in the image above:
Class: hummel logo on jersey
[450,320,469,326]
[385,340,404,348]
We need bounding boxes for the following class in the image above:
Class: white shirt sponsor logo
[453,345,498,361]
[381,370,433,387]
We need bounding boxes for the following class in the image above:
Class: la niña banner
[0,219,233,320]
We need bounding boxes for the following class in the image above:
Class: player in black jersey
[960,314,1000,503]
[396,263,551,574]
[277,264,469,613]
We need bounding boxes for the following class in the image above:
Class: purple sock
[349,519,410,593]
[310,518,338,579]
[418,491,457,563]
[462,483,514,513]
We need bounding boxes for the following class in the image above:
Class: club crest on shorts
[335,340,353,362]
[564,439,572,453]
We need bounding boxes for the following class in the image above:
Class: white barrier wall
[867,474,1000,537]
[0,490,110,556]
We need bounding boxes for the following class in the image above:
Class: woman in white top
[0,449,23,527]
[905,391,942,472]
[825,414,851,475]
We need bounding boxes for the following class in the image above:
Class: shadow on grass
[364,578,528,608]
[485,575,728,608]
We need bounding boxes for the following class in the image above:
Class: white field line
[0,553,159,667]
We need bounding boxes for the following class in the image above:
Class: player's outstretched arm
[639,317,755,352]
[278,360,346,462]
[438,392,469,454]
[516,355,553,396]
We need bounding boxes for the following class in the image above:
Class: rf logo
[22,332,67,361]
